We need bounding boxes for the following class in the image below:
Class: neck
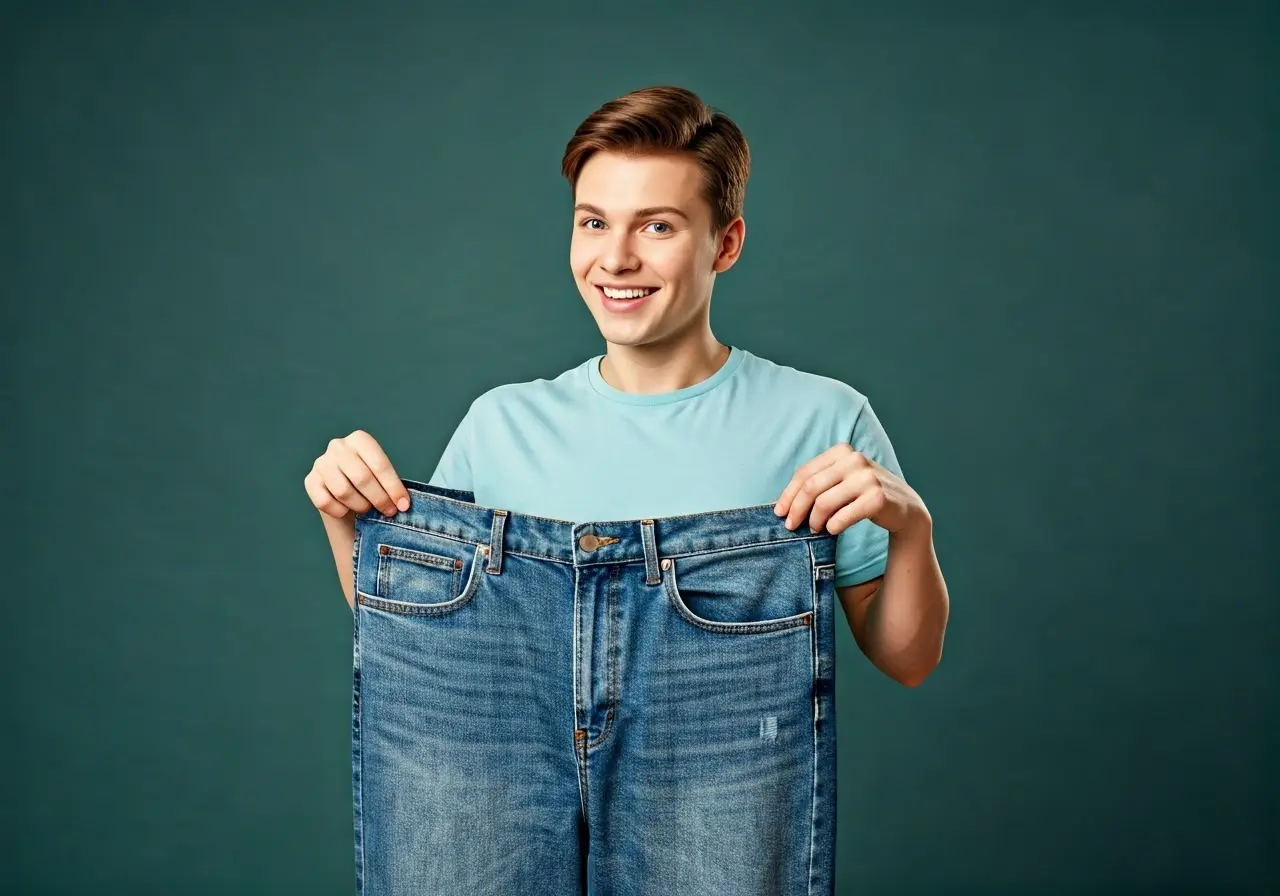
[598,333,730,395]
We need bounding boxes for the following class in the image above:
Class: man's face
[570,150,742,349]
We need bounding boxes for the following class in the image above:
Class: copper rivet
[378,545,389,555]
[660,558,671,570]
[454,559,462,568]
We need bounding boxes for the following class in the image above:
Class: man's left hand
[774,443,928,536]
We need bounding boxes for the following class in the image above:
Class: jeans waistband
[357,479,838,571]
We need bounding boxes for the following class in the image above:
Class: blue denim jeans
[350,480,840,895]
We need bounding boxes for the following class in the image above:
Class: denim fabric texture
[351,479,840,895]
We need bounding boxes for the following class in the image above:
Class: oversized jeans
[349,480,840,895]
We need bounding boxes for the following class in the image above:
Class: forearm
[862,515,949,686]
[321,511,358,611]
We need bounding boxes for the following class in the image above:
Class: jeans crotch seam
[586,708,615,749]
[640,519,660,584]
[574,727,589,818]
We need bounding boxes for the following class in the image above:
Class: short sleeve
[427,401,477,492]
[833,399,903,588]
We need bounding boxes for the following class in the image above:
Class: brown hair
[561,86,751,236]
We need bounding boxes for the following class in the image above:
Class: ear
[712,217,746,273]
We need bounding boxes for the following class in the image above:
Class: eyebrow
[573,203,690,221]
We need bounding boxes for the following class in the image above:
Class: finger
[783,490,817,530]
[348,432,411,512]
[823,488,884,535]
[776,447,847,514]
[806,476,867,533]
[304,471,354,518]
[784,465,845,530]
[783,450,870,518]
[334,451,402,516]
[346,433,411,513]
[321,460,378,514]
[315,465,375,515]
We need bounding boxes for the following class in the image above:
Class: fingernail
[397,497,410,511]
[774,503,784,515]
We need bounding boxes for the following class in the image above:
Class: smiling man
[431,86,949,687]
[384,84,952,895]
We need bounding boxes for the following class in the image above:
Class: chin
[597,328,645,345]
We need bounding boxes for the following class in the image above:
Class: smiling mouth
[595,285,659,300]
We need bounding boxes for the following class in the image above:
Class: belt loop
[487,509,507,574]
[640,519,660,585]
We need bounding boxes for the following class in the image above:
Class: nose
[599,231,639,273]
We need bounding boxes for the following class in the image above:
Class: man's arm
[322,511,358,612]
[836,516,948,687]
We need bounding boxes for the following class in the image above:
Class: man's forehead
[573,152,708,218]
[579,151,700,186]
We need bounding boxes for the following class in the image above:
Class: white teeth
[601,286,654,299]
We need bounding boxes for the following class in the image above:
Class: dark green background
[6,3,1275,893]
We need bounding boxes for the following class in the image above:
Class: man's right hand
[304,430,412,519]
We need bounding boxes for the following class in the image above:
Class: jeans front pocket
[661,541,815,636]
[356,533,486,617]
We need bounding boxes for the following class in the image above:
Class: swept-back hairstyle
[561,86,751,235]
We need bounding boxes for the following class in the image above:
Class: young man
[306,85,949,895]
[426,85,949,687]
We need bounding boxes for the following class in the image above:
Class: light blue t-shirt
[428,345,902,588]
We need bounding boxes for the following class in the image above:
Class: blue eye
[647,222,672,234]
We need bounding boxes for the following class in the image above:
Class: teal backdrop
[6,3,1275,893]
